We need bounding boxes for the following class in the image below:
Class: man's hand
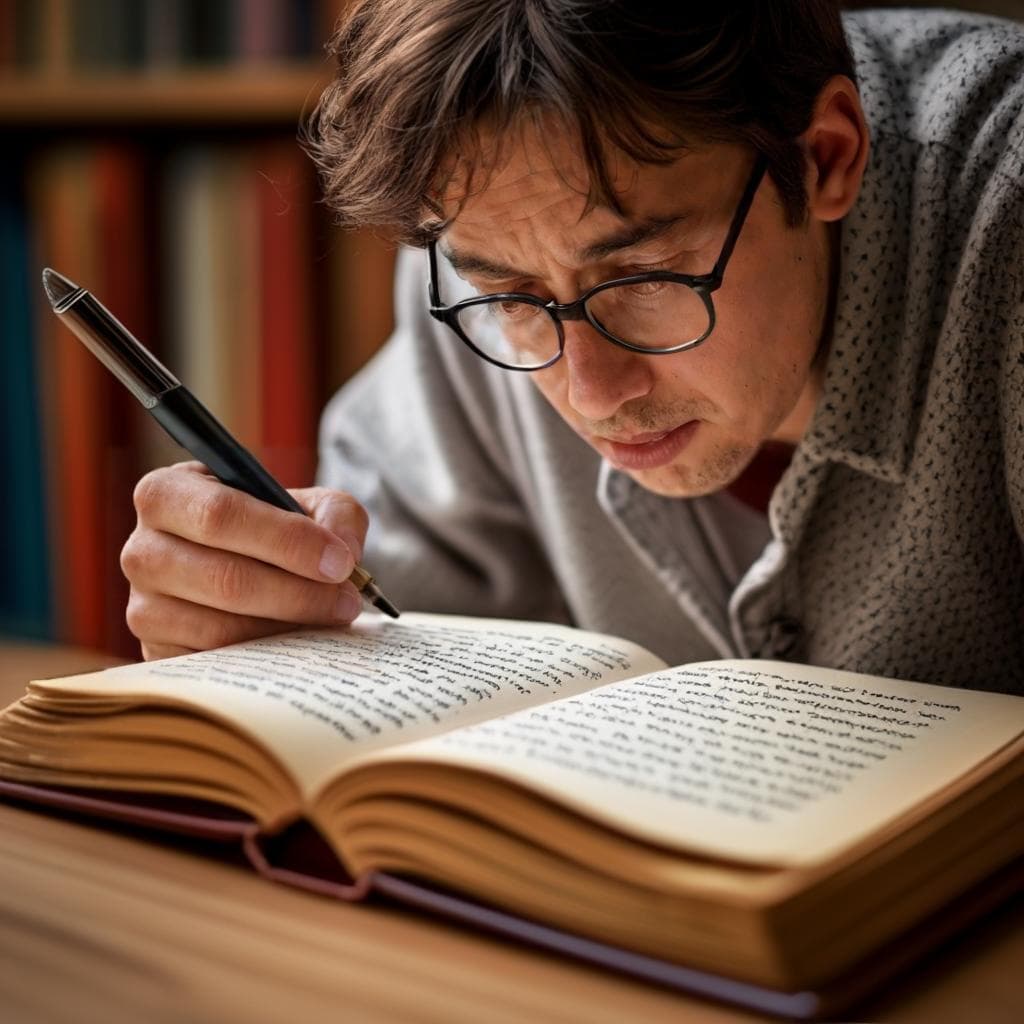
[120,461,370,661]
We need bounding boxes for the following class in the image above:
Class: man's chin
[620,443,759,498]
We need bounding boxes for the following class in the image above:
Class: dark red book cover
[32,147,107,651]
[0,0,14,68]
[256,140,317,489]
[94,144,149,658]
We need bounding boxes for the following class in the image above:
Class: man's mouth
[594,420,700,471]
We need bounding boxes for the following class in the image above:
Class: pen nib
[42,268,81,311]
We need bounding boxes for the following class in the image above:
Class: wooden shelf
[0,65,334,124]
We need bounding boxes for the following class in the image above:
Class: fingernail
[335,588,362,621]
[319,543,353,582]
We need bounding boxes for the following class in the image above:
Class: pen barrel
[150,386,304,515]
[349,564,372,590]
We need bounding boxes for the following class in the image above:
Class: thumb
[289,486,367,564]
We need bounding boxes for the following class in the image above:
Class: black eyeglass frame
[427,155,768,371]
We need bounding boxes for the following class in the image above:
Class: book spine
[27,144,149,656]
[181,0,232,65]
[238,0,279,63]
[322,225,396,394]
[164,148,228,426]
[0,0,14,69]
[30,146,107,648]
[142,0,183,70]
[0,161,52,639]
[94,144,149,657]
[225,148,263,453]
[256,140,316,488]
[39,0,69,72]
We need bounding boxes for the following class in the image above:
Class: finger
[141,641,198,662]
[127,590,302,654]
[132,467,361,585]
[294,487,369,563]
[125,530,364,625]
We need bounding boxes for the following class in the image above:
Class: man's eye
[494,300,539,320]
[626,279,667,297]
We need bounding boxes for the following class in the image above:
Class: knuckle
[140,641,160,662]
[119,527,171,584]
[282,577,333,624]
[309,583,339,623]
[132,468,170,519]
[119,531,144,581]
[191,488,242,542]
[347,498,370,538]
[316,490,369,534]
[207,555,252,607]
[196,615,241,652]
[125,590,156,640]
[277,517,316,571]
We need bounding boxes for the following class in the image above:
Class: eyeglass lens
[453,281,711,368]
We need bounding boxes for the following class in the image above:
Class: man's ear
[801,75,869,223]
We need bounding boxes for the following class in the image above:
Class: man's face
[439,126,834,497]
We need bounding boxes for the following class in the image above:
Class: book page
[381,659,1024,866]
[26,613,665,797]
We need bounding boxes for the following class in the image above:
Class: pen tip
[41,268,80,310]
[373,593,401,619]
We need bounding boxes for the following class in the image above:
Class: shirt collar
[800,132,922,485]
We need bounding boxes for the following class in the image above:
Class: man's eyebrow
[576,213,693,263]
[440,212,693,282]
[440,247,525,281]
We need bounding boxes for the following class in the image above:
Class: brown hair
[303,0,856,244]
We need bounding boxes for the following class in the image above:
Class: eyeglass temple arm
[709,156,768,285]
[427,240,442,307]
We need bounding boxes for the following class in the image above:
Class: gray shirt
[318,9,1024,694]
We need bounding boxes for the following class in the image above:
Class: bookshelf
[6,0,1018,660]
[0,66,334,123]
[0,1,396,658]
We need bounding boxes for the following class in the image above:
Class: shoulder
[844,8,1024,162]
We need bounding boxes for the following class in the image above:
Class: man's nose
[561,320,654,421]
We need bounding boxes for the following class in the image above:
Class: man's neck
[726,441,795,514]
[770,365,824,446]
[771,218,840,447]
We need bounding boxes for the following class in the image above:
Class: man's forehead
[435,127,740,270]
[440,209,696,281]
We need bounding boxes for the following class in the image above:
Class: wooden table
[0,643,1021,1023]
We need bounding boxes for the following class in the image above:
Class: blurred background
[0,0,1022,658]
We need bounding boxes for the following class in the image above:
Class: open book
[1,613,1022,1017]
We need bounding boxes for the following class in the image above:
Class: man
[120,1,1024,693]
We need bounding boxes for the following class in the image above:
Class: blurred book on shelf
[0,163,51,643]
[162,141,319,489]
[28,144,149,657]
[2,0,330,73]
[0,0,397,657]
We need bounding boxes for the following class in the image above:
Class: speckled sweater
[318,9,1024,694]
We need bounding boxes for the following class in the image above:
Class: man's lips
[593,420,700,471]
[601,429,674,445]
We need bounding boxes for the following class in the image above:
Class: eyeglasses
[427,155,767,371]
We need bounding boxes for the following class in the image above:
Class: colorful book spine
[0,161,52,639]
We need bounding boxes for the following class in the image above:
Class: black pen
[41,267,400,619]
